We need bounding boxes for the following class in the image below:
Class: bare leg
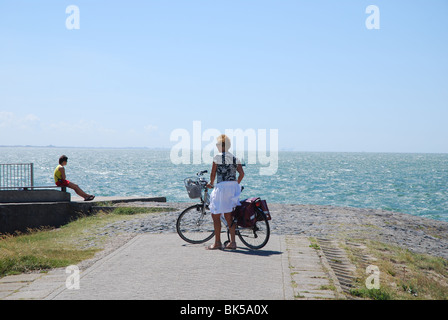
[207,214,223,249]
[224,212,236,249]
[67,182,90,200]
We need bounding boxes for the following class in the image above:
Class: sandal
[84,195,95,201]
[206,243,222,250]
[224,242,237,250]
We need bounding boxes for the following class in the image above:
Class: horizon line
[0,145,447,155]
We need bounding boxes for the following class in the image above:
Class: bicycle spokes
[176,205,215,244]
[236,219,270,250]
[195,215,206,227]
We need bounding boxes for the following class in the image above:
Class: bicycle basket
[184,177,202,199]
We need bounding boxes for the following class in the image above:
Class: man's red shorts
[56,179,70,187]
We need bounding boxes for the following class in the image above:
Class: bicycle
[176,170,270,250]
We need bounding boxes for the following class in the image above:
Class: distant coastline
[0,145,170,150]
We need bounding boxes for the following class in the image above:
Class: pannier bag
[184,178,201,199]
[233,197,272,228]
[258,199,272,221]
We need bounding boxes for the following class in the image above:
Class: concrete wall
[0,202,84,234]
[0,195,167,235]
[0,190,70,203]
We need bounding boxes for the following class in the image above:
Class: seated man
[54,155,95,201]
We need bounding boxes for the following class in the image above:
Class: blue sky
[1,0,447,152]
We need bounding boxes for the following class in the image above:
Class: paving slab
[0,273,41,283]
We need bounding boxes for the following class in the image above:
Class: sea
[1,147,447,222]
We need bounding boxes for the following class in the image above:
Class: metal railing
[0,163,34,190]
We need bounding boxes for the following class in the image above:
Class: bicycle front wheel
[237,210,270,250]
[176,204,215,244]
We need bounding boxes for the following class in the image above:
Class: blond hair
[217,134,231,151]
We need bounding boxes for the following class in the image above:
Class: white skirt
[209,181,241,214]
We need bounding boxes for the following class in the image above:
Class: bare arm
[59,166,67,180]
[207,162,217,188]
[237,164,244,184]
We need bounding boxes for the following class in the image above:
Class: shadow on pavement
[222,248,283,256]
[180,243,283,256]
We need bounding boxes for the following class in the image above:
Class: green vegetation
[344,240,448,300]
[350,287,393,300]
[319,284,336,291]
[0,206,175,278]
[308,237,320,250]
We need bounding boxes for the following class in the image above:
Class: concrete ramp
[0,234,338,300]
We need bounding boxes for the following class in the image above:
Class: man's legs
[67,182,90,200]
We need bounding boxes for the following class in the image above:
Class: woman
[206,134,245,250]
[54,155,95,201]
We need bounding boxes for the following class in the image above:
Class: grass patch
[0,206,175,278]
[319,284,336,291]
[344,240,448,300]
[350,287,393,300]
[0,224,98,278]
[308,237,320,251]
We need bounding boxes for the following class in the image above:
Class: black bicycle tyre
[176,204,215,244]
[236,210,270,250]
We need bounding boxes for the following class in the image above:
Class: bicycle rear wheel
[176,204,215,244]
[236,209,270,250]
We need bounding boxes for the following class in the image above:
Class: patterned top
[213,152,241,184]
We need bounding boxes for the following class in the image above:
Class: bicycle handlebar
[193,170,244,192]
